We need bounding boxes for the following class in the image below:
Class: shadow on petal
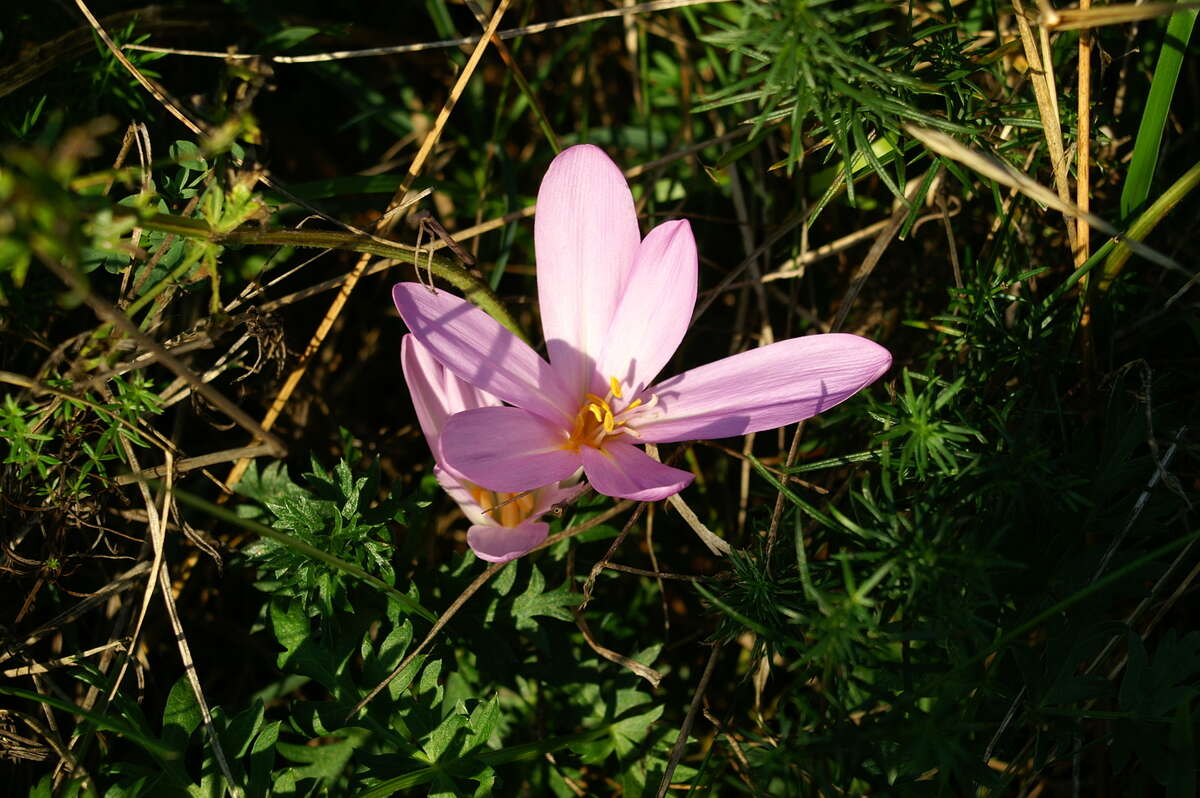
[581,441,693,501]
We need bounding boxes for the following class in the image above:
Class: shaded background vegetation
[1,0,1198,794]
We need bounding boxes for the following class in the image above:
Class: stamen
[473,489,539,527]
[499,495,520,527]
[563,386,656,452]
[475,488,495,515]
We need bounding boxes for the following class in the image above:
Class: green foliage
[872,369,983,480]
[510,564,578,630]
[3,0,1198,794]
[0,373,161,501]
[1,394,60,480]
[238,459,406,615]
[698,0,979,198]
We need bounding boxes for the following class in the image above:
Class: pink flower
[401,334,579,563]
[394,144,891,503]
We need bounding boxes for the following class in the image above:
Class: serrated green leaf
[173,486,435,621]
[276,727,371,788]
[417,659,444,699]
[469,767,495,798]
[492,559,518,596]
[236,461,304,504]
[611,704,664,758]
[512,566,578,631]
[464,695,500,754]
[353,724,614,797]
[422,712,468,762]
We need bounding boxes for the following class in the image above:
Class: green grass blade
[747,453,836,529]
[1120,6,1199,218]
[963,527,1200,670]
[0,685,176,757]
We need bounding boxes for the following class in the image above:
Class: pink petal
[581,441,694,501]
[440,406,581,493]
[635,334,892,443]
[468,521,550,563]
[393,283,574,425]
[401,335,500,448]
[535,145,641,397]
[598,220,697,395]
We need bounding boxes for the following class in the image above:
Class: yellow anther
[603,408,615,432]
[609,377,623,399]
[588,404,604,423]
[584,392,607,407]
[625,398,642,411]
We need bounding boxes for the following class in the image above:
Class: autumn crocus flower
[393,144,891,503]
[401,334,579,563]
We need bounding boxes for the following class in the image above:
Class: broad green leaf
[161,677,201,753]
[169,140,207,172]
[223,700,265,759]
[248,721,280,798]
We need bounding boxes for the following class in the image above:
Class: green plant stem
[1100,157,1200,290]
[1044,156,1200,314]
[123,239,207,321]
[168,485,438,623]
[118,209,526,339]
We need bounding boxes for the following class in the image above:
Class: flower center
[563,376,656,452]
[469,486,537,527]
